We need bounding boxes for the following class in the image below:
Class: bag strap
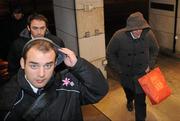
[22,89,56,121]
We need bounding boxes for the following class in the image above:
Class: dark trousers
[123,87,146,121]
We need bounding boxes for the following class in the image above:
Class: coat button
[128,53,131,56]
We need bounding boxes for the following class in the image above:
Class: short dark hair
[22,38,57,61]
[13,8,23,14]
[12,4,23,14]
[27,13,48,27]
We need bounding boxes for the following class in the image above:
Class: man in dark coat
[8,13,65,79]
[106,12,159,121]
[0,37,108,121]
[10,5,27,41]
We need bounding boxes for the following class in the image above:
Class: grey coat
[106,12,159,94]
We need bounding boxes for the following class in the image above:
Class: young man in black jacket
[8,13,65,79]
[0,37,108,121]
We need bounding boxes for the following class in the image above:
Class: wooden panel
[79,34,105,61]
[76,7,104,38]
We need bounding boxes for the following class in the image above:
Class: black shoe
[127,101,133,112]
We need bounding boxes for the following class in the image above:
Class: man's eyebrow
[31,26,38,29]
[29,61,54,64]
[28,61,54,65]
[45,61,54,65]
[29,61,38,64]
[31,26,46,29]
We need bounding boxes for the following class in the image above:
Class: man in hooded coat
[106,12,159,121]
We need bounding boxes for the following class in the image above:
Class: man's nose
[37,29,42,34]
[38,67,45,77]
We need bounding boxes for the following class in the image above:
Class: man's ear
[27,25,30,31]
[20,57,25,69]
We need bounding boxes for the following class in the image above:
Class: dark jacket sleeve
[0,77,20,121]
[106,31,122,74]
[147,30,159,69]
[70,57,109,104]
[7,39,22,78]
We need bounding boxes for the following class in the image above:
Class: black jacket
[10,16,27,41]
[0,58,109,121]
[106,12,159,93]
[7,28,65,78]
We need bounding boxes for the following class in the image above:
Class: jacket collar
[19,28,50,39]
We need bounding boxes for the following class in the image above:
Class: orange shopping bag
[138,67,172,105]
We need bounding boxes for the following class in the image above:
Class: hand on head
[58,48,77,67]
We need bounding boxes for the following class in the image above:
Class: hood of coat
[19,28,50,39]
[125,12,150,32]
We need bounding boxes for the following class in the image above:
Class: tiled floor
[83,54,180,121]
